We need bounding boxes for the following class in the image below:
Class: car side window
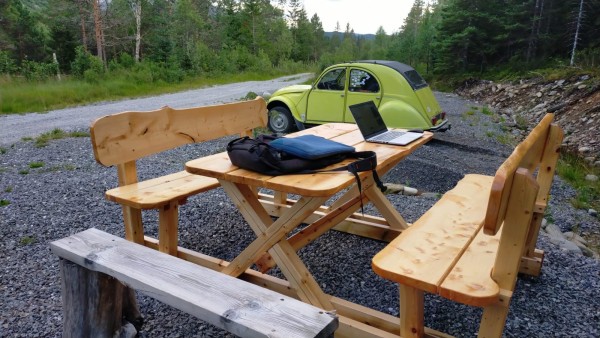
[349,69,379,93]
[316,68,346,91]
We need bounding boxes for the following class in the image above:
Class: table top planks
[185,123,433,197]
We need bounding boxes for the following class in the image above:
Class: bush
[71,46,104,78]
[0,51,17,75]
[20,60,59,81]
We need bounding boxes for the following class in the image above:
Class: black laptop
[349,101,424,146]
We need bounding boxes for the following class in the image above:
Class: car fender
[379,100,432,130]
[267,96,303,122]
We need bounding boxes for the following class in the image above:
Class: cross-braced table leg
[219,181,334,310]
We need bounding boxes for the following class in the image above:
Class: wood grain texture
[90,97,268,166]
[185,124,432,197]
[51,228,338,338]
[484,113,554,235]
[372,174,494,293]
[105,171,219,209]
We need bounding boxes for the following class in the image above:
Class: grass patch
[0,147,6,154]
[4,186,12,192]
[0,68,308,115]
[20,236,36,245]
[29,161,44,169]
[0,199,9,207]
[557,152,600,213]
[481,106,494,115]
[31,129,89,147]
[19,169,29,175]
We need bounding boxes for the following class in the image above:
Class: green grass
[27,129,90,147]
[18,169,29,175]
[29,161,44,169]
[4,186,12,192]
[0,200,9,207]
[481,106,494,115]
[0,68,309,115]
[19,236,36,245]
[557,152,600,213]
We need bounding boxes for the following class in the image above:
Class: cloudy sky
[301,0,415,35]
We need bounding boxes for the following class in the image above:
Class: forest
[1,0,599,111]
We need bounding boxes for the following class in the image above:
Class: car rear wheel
[268,106,296,134]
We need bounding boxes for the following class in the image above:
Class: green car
[267,60,450,133]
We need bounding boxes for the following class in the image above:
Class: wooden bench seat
[90,97,267,255]
[105,171,219,209]
[372,113,563,337]
[51,228,338,337]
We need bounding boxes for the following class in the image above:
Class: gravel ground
[0,84,599,337]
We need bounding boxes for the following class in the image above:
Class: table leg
[399,285,424,338]
[364,180,409,230]
[219,181,333,310]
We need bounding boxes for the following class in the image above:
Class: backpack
[226,134,387,196]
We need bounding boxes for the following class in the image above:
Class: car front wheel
[268,106,296,134]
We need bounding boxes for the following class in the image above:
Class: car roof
[348,60,428,90]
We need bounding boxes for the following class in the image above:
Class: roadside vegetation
[558,153,600,213]
[1,0,598,214]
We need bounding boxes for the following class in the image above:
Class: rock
[577,244,595,257]
[578,146,591,153]
[585,174,598,182]
[545,222,564,239]
[584,156,596,164]
[118,322,137,338]
[541,218,548,229]
[595,161,600,167]
[549,236,582,254]
[563,231,588,245]
[536,92,543,97]
[589,209,598,217]
[578,84,587,90]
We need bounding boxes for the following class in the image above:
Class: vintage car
[267,60,449,133]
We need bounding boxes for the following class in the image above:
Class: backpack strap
[321,151,387,214]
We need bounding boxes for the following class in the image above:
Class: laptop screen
[349,101,388,138]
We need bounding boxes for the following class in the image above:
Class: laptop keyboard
[370,130,406,142]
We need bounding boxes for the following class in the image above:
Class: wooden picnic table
[185,123,434,337]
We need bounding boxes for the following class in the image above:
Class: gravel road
[0,73,313,146]
[0,76,598,337]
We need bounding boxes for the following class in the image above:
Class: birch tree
[570,0,584,66]
[129,0,142,62]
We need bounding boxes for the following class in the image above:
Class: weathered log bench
[372,113,563,337]
[51,228,338,337]
[89,97,267,255]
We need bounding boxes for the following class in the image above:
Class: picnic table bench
[372,113,563,337]
[51,228,338,337]
[89,97,267,255]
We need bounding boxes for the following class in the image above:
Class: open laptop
[349,101,424,146]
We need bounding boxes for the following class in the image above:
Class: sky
[301,0,415,35]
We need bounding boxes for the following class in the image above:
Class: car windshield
[402,70,428,90]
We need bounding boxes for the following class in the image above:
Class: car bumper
[429,119,451,132]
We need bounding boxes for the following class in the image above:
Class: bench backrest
[90,97,268,167]
[484,113,564,235]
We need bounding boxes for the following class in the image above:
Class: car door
[344,68,381,123]
[305,67,347,123]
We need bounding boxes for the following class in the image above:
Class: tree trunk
[570,0,584,66]
[77,0,88,51]
[131,0,142,62]
[92,0,106,67]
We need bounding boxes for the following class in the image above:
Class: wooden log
[59,259,125,337]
